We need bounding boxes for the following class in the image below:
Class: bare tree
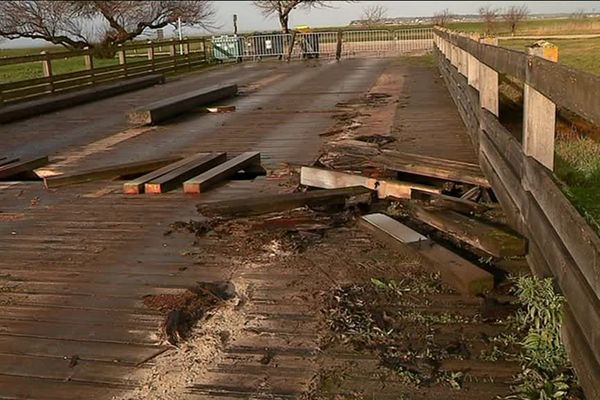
[360,4,388,27]
[503,5,529,35]
[0,1,215,52]
[432,8,453,27]
[253,1,348,33]
[479,5,501,35]
[572,9,588,19]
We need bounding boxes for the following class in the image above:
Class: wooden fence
[433,27,600,398]
[0,37,210,105]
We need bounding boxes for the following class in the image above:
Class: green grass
[449,17,600,37]
[501,37,600,76]
[1,46,119,83]
[555,137,600,232]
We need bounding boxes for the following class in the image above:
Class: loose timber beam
[0,157,49,180]
[359,213,493,295]
[409,204,527,258]
[145,153,227,194]
[377,150,490,187]
[128,84,238,125]
[411,189,489,215]
[183,152,260,194]
[123,154,212,194]
[198,186,373,217]
[44,157,181,189]
[0,157,19,167]
[300,166,440,200]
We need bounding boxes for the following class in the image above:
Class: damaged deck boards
[0,156,48,180]
[377,150,490,187]
[360,213,493,295]
[411,188,489,215]
[197,186,373,217]
[300,166,441,199]
[409,205,528,258]
[44,157,181,188]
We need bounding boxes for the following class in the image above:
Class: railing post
[458,34,468,76]
[147,40,155,72]
[171,41,177,71]
[335,30,343,61]
[467,34,480,90]
[83,47,95,85]
[41,51,54,93]
[202,38,209,63]
[523,41,559,170]
[117,44,127,78]
[184,37,191,70]
[478,36,499,116]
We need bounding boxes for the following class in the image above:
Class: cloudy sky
[214,1,599,33]
[2,1,599,48]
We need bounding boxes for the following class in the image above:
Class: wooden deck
[0,57,510,399]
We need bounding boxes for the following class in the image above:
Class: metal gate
[210,28,433,61]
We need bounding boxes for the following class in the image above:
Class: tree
[253,1,346,33]
[0,1,215,52]
[360,4,388,27]
[503,5,529,35]
[479,5,501,35]
[572,9,588,19]
[432,8,453,27]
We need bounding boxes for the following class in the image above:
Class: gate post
[478,36,499,116]
[523,41,558,170]
[335,30,343,61]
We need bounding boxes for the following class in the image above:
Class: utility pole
[233,14,238,35]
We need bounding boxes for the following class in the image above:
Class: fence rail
[434,27,600,399]
[0,28,433,106]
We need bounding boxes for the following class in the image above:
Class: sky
[213,1,600,33]
[2,1,599,48]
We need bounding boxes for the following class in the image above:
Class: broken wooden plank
[128,84,238,125]
[183,152,260,194]
[123,155,212,194]
[409,204,528,258]
[198,186,373,217]
[44,157,181,189]
[300,166,440,200]
[145,153,227,194]
[411,188,489,215]
[377,150,490,187]
[359,213,493,295]
[0,157,48,180]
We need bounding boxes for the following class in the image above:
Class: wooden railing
[0,37,210,105]
[433,27,600,399]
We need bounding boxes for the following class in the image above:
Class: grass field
[0,47,119,83]
[501,37,600,76]
[449,17,600,36]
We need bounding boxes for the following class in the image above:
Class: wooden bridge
[0,27,598,399]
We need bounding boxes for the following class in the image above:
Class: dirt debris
[143,281,236,345]
[114,279,248,400]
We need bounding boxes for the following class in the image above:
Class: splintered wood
[300,166,440,199]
